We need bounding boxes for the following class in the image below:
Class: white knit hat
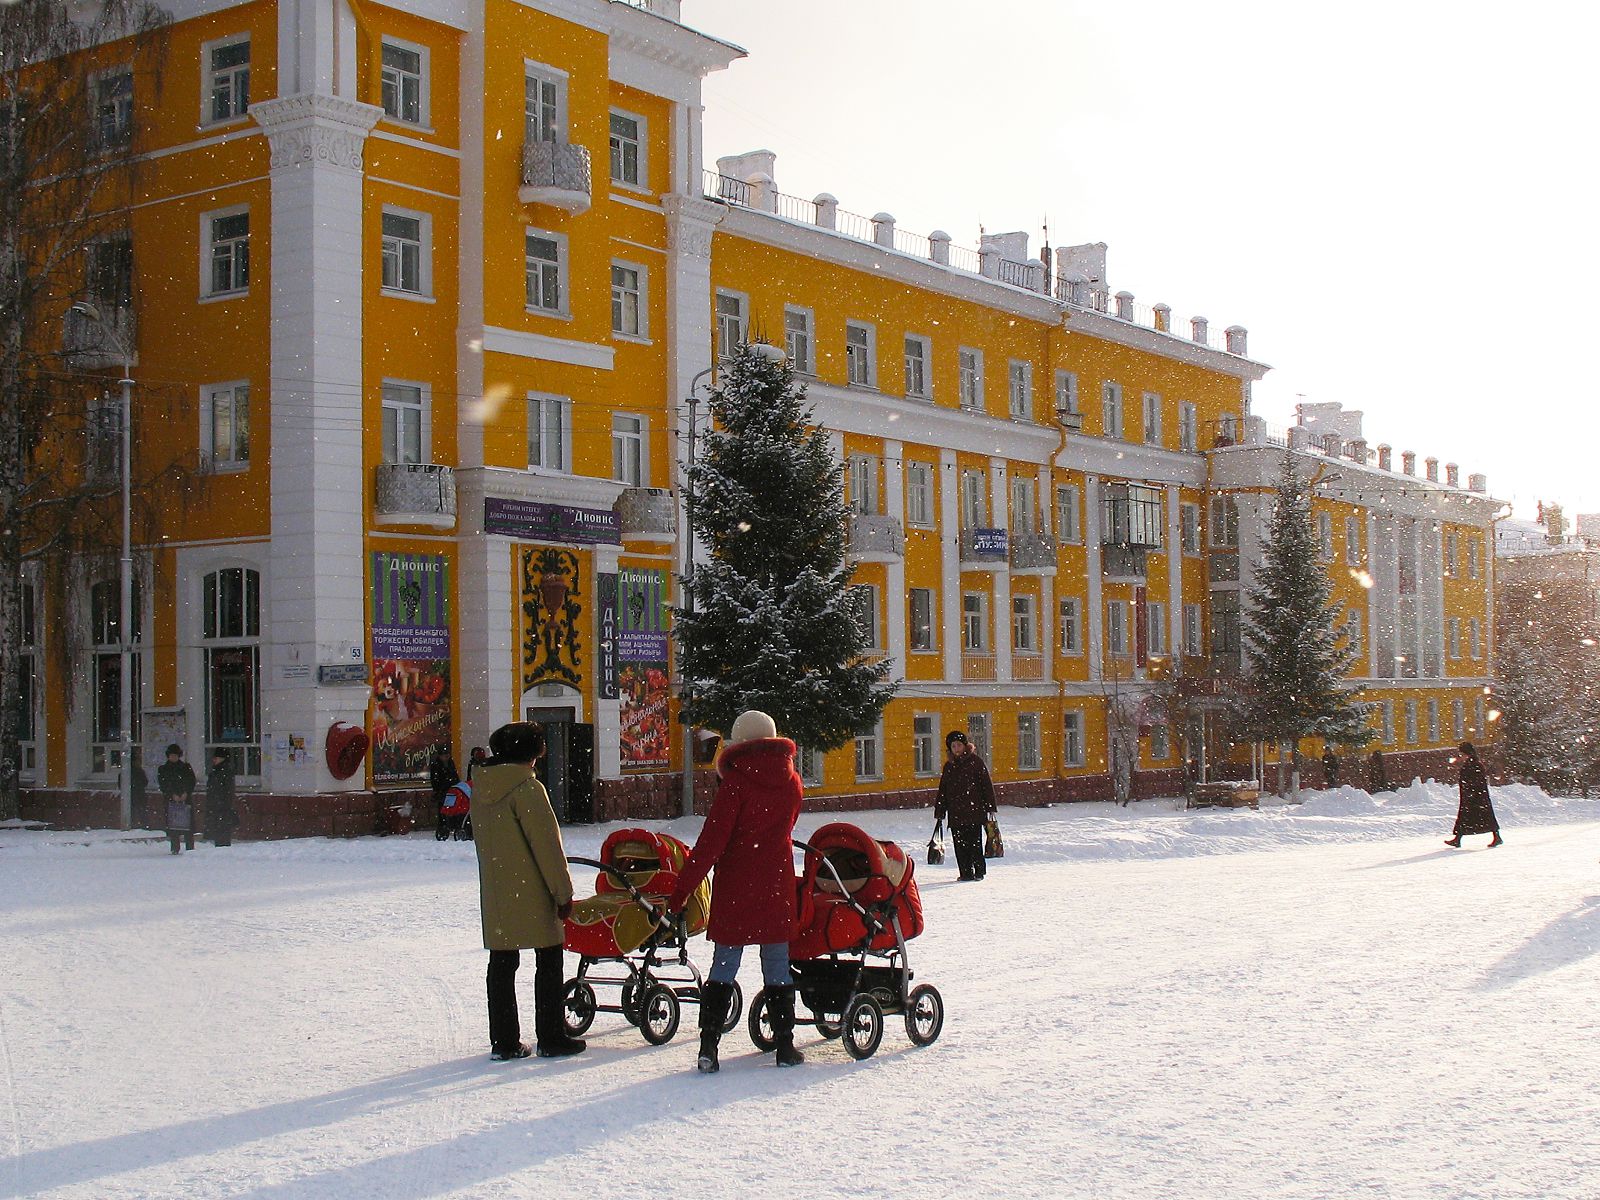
[729,709,778,744]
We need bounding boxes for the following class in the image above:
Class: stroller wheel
[746,989,776,1052]
[842,994,884,1060]
[904,984,945,1047]
[562,980,597,1036]
[814,1017,842,1040]
[619,979,644,1027]
[638,985,681,1045]
[722,981,744,1034]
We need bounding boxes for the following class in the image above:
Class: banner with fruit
[370,552,452,784]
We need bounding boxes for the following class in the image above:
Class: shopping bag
[166,800,192,831]
[983,817,1004,858]
[926,819,945,866]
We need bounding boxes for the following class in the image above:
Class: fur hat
[729,710,778,745]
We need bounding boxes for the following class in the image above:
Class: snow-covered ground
[4,781,1598,1199]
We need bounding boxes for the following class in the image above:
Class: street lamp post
[679,365,714,819]
[69,302,135,830]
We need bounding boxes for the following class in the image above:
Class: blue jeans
[709,941,791,986]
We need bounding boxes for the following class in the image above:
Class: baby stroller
[747,822,944,1060]
[435,780,472,841]
[561,828,743,1045]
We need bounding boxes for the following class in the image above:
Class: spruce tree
[674,342,896,749]
[1239,454,1370,762]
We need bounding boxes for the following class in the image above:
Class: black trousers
[951,822,985,879]
[487,945,564,1052]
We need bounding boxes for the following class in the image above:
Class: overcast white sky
[682,0,1599,521]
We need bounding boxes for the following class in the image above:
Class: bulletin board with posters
[617,567,670,771]
[370,552,452,785]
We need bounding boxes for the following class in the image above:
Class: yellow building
[19,0,1499,833]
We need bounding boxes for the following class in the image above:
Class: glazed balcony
[615,486,676,544]
[375,463,457,529]
[520,140,592,213]
[847,513,904,563]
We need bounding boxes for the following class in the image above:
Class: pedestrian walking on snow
[430,748,461,840]
[1445,742,1502,848]
[205,751,237,846]
[471,724,584,1061]
[157,744,196,855]
[935,731,996,882]
[666,710,804,1073]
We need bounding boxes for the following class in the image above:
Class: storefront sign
[318,663,369,685]
[598,572,618,701]
[485,498,620,545]
[370,552,452,784]
[618,568,670,771]
[972,527,1008,558]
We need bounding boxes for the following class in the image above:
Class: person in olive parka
[935,730,996,882]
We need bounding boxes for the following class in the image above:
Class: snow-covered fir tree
[1497,579,1600,794]
[674,342,896,749]
[1238,454,1370,765]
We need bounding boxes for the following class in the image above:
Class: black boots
[533,945,586,1059]
[1488,832,1504,848]
[697,980,733,1073]
[1444,836,1462,848]
[768,985,805,1068]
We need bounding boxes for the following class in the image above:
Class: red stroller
[747,822,944,1060]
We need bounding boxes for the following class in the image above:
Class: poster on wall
[370,552,451,785]
[617,567,670,771]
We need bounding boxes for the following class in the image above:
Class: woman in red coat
[666,709,804,1073]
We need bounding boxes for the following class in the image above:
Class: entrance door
[523,706,594,824]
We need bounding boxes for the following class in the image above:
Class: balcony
[615,486,676,544]
[375,463,457,528]
[847,513,904,563]
[520,140,592,212]
[1102,543,1148,582]
[1010,531,1057,576]
[61,304,137,370]
[959,527,1008,572]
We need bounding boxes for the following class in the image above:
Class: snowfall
[3,780,1598,1200]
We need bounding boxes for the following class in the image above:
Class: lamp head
[69,301,101,321]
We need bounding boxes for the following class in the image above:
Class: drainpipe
[344,0,385,105]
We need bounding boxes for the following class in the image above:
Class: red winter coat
[666,737,802,946]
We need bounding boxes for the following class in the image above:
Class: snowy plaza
[4,783,1598,1200]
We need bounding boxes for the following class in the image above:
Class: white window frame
[1318,511,1334,560]
[1142,391,1162,445]
[1179,401,1198,452]
[958,347,984,411]
[1475,695,1486,738]
[1055,370,1079,421]
[381,206,433,300]
[960,469,987,529]
[1059,597,1083,656]
[962,591,989,653]
[380,379,429,467]
[904,334,932,400]
[1107,599,1131,656]
[912,714,939,777]
[1404,699,1418,744]
[784,306,814,375]
[909,587,937,653]
[381,37,431,127]
[1012,594,1038,653]
[845,320,876,388]
[1467,538,1480,579]
[1063,711,1086,768]
[608,106,646,189]
[91,65,133,151]
[524,226,567,315]
[1101,381,1124,440]
[527,393,572,474]
[906,462,935,527]
[200,32,251,127]
[199,380,250,472]
[1210,495,1239,548]
[1180,503,1201,555]
[1452,698,1466,740]
[1057,485,1081,544]
[1444,529,1459,578]
[1183,603,1202,657]
[199,204,250,300]
[967,713,991,764]
[1345,515,1361,564]
[1009,359,1033,420]
[1346,609,1363,660]
[1010,474,1036,535]
[1427,698,1440,742]
[1469,618,1482,659]
[1447,617,1461,660]
[854,722,883,782]
[610,259,647,339]
[715,290,747,359]
[1381,699,1395,745]
[847,454,880,516]
[612,413,647,486]
[1017,713,1042,771]
[1150,723,1171,761]
[1146,600,1167,656]
[18,572,38,779]
[850,584,881,652]
[797,745,824,788]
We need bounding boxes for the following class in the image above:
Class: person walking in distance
[935,731,996,882]
[156,744,197,855]
[1445,742,1503,848]
[1322,747,1340,789]
[205,751,238,846]
[470,724,584,1060]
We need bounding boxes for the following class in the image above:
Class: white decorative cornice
[481,325,615,371]
[663,194,725,260]
[251,94,384,173]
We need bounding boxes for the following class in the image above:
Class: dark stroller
[747,822,944,1060]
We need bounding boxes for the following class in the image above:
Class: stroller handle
[564,855,678,932]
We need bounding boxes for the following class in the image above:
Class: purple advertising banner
[484,497,620,545]
[370,552,452,785]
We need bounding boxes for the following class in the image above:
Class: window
[1057,485,1081,544]
[1063,711,1085,767]
[1467,538,1480,579]
[608,109,644,186]
[1010,474,1036,535]
[610,262,645,337]
[909,588,936,652]
[1346,515,1362,563]
[381,39,427,125]
[88,236,133,308]
[958,348,983,411]
[1210,591,1241,655]
[1107,599,1131,656]
[19,579,36,777]
[1183,603,1203,656]
[1469,618,1482,659]
[203,567,261,781]
[913,715,938,777]
[847,455,879,516]
[204,208,249,297]
[1217,412,1239,446]
[854,723,882,781]
[1453,698,1466,740]
[784,307,813,374]
[1318,511,1334,560]
[1180,503,1201,555]
[1444,530,1459,577]
[960,470,986,529]
[962,592,988,652]
[612,414,645,486]
[93,68,133,149]
[382,209,430,297]
[524,64,564,143]
[850,585,880,651]
[1427,698,1440,742]
[524,229,564,313]
[527,394,570,472]
[203,35,250,124]
[967,713,991,763]
[1059,597,1082,655]
[797,745,824,788]
[906,462,934,527]
[1013,595,1038,653]
[85,395,118,485]
[1475,695,1486,738]
[845,321,875,387]
[1179,402,1198,452]
[1101,381,1124,439]
[1404,699,1418,744]
[1146,601,1167,657]
[1149,723,1171,761]
[1346,609,1363,660]
[378,382,424,466]
[1009,360,1032,419]
[1142,392,1162,445]
[1209,495,1239,548]
[1055,371,1079,422]
[1101,483,1163,548]
[1018,713,1041,771]
[1447,617,1461,660]
[89,578,144,775]
[199,381,250,470]
[904,335,931,399]
[1381,700,1395,745]
[716,291,745,358]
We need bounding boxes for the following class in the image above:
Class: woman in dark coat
[156,744,196,854]
[1445,742,1502,848]
[205,751,237,846]
[935,730,997,882]
[666,709,804,1073]
[429,749,461,840]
